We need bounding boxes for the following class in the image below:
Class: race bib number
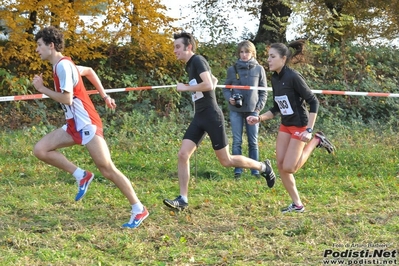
[189,79,204,102]
[275,95,293,115]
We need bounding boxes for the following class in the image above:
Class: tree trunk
[26,11,37,35]
[253,0,292,44]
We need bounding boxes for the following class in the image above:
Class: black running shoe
[315,132,336,154]
[234,173,242,180]
[163,195,188,211]
[260,159,276,188]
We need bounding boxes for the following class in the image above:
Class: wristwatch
[306,128,313,133]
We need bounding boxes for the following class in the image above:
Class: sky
[160,1,262,42]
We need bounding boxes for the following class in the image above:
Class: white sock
[260,162,266,172]
[132,202,144,213]
[72,168,85,182]
[180,195,188,203]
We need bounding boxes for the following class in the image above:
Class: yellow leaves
[0,0,177,86]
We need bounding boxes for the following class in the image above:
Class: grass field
[0,122,398,265]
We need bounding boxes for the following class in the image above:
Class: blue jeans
[229,111,259,175]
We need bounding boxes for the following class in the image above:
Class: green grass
[0,123,398,266]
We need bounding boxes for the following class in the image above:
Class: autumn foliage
[0,0,179,87]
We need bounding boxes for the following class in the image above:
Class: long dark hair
[270,40,306,65]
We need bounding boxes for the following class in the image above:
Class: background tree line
[0,0,398,131]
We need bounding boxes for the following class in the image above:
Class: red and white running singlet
[53,57,103,143]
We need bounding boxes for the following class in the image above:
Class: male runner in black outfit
[163,32,275,210]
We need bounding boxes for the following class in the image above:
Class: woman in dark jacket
[248,40,336,213]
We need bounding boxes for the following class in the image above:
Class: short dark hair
[35,26,64,52]
[173,31,197,52]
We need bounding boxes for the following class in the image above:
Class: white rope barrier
[1,84,398,102]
